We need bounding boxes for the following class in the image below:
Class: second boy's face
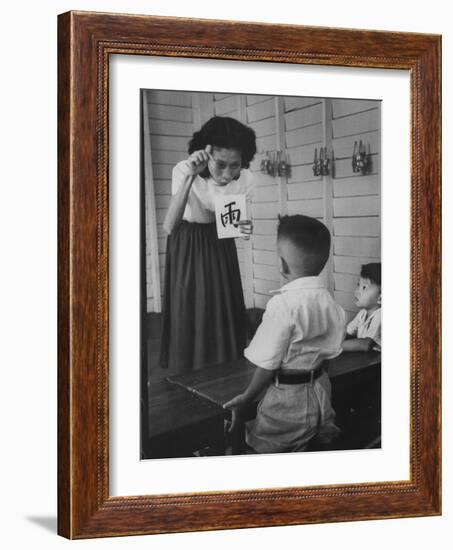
[354,277,381,310]
[208,147,242,186]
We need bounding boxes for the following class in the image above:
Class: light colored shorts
[246,371,340,453]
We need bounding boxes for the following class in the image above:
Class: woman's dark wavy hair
[188,116,257,179]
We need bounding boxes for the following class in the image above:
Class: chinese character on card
[214,194,246,239]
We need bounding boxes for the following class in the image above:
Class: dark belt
[275,364,324,386]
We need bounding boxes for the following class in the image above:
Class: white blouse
[171,160,256,223]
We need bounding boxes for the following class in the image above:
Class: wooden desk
[325,350,381,378]
[327,351,381,450]
[168,351,381,407]
[145,378,225,459]
[168,352,381,453]
[168,359,255,407]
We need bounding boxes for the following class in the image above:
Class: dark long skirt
[159,221,246,373]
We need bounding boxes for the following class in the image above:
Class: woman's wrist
[181,171,196,187]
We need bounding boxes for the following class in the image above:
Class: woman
[159,116,257,373]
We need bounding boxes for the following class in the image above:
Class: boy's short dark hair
[188,116,257,178]
[277,214,331,275]
[360,263,381,287]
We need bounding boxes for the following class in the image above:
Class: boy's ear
[279,256,290,277]
[377,291,382,305]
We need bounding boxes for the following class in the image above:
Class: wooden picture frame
[58,10,441,539]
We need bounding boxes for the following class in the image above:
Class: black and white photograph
[141,90,382,460]
[1,0,448,544]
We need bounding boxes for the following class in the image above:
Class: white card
[214,194,247,239]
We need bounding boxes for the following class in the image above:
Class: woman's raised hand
[185,145,213,176]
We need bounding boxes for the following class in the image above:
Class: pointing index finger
[205,144,214,161]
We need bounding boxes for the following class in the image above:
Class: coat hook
[278,150,290,177]
[271,151,277,176]
[313,147,331,177]
[261,150,291,178]
[352,140,370,174]
[261,151,274,176]
[320,146,330,176]
[312,148,320,176]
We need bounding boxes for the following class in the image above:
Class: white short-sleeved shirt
[346,308,381,351]
[171,160,256,223]
[244,276,346,372]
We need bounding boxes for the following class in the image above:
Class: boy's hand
[236,219,253,240]
[185,145,213,176]
[223,393,248,433]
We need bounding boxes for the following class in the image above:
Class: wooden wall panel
[333,108,379,138]
[244,94,281,309]
[288,165,322,183]
[333,217,380,237]
[333,175,380,197]
[334,155,380,178]
[146,90,194,311]
[286,123,322,147]
[334,291,358,321]
[246,95,273,106]
[154,195,171,209]
[253,185,279,203]
[253,220,278,235]
[285,97,322,111]
[148,103,193,122]
[151,150,188,165]
[253,250,277,265]
[287,182,324,200]
[283,98,325,265]
[253,236,277,251]
[284,100,323,231]
[330,99,381,315]
[334,255,379,275]
[333,195,380,217]
[153,179,172,196]
[251,201,279,220]
[247,98,274,122]
[148,90,192,106]
[332,99,379,118]
[256,134,277,153]
[255,278,279,294]
[252,117,276,138]
[333,130,379,158]
[334,236,381,258]
[287,143,321,165]
[334,272,358,292]
[148,119,193,137]
[287,198,324,217]
[254,293,272,310]
[215,94,237,115]
[150,135,190,151]
[254,263,280,281]
[284,103,323,131]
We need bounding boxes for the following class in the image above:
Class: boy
[224,215,346,453]
[343,263,381,352]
